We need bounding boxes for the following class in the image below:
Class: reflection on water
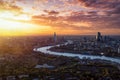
[35,44,120,64]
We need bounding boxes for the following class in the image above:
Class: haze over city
[0,0,120,80]
[0,0,120,36]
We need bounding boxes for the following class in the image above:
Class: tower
[118,47,120,54]
[96,32,102,42]
[54,32,57,43]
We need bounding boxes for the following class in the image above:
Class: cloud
[3,0,118,34]
[76,0,120,16]
[32,14,94,30]
[59,0,120,16]
[31,9,120,33]
[44,10,59,15]
[0,0,22,14]
[77,0,120,9]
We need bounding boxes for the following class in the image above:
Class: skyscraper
[96,32,102,42]
[118,47,120,54]
[54,32,57,43]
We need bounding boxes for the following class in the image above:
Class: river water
[34,43,120,64]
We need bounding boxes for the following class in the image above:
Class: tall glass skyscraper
[96,32,102,42]
[54,32,57,43]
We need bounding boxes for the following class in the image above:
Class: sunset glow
[0,17,52,36]
[0,0,119,36]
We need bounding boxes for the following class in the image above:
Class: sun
[0,11,31,31]
[0,18,26,30]
[0,18,34,36]
[0,11,54,36]
[0,12,33,36]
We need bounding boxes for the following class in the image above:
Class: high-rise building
[118,47,120,54]
[54,32,57,43]
[96,32,102,42]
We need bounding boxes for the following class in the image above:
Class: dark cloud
[32,14,91,30]
[44,10,59,15]
[77,0,120,9]
[76,0,120,16]
[32,10,120,31]
[32,15,59,21]
[30,0,120,34]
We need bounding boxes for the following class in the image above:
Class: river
[34,42,120,64]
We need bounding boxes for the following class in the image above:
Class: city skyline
[0,0,120,36]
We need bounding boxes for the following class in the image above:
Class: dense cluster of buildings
[0,32,119,80]
[54,32,120,57]
[95,32,120,55]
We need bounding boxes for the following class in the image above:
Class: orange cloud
[0,0,119,35]
[0,0,23,15]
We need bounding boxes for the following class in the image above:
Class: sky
[0,0,120,36]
